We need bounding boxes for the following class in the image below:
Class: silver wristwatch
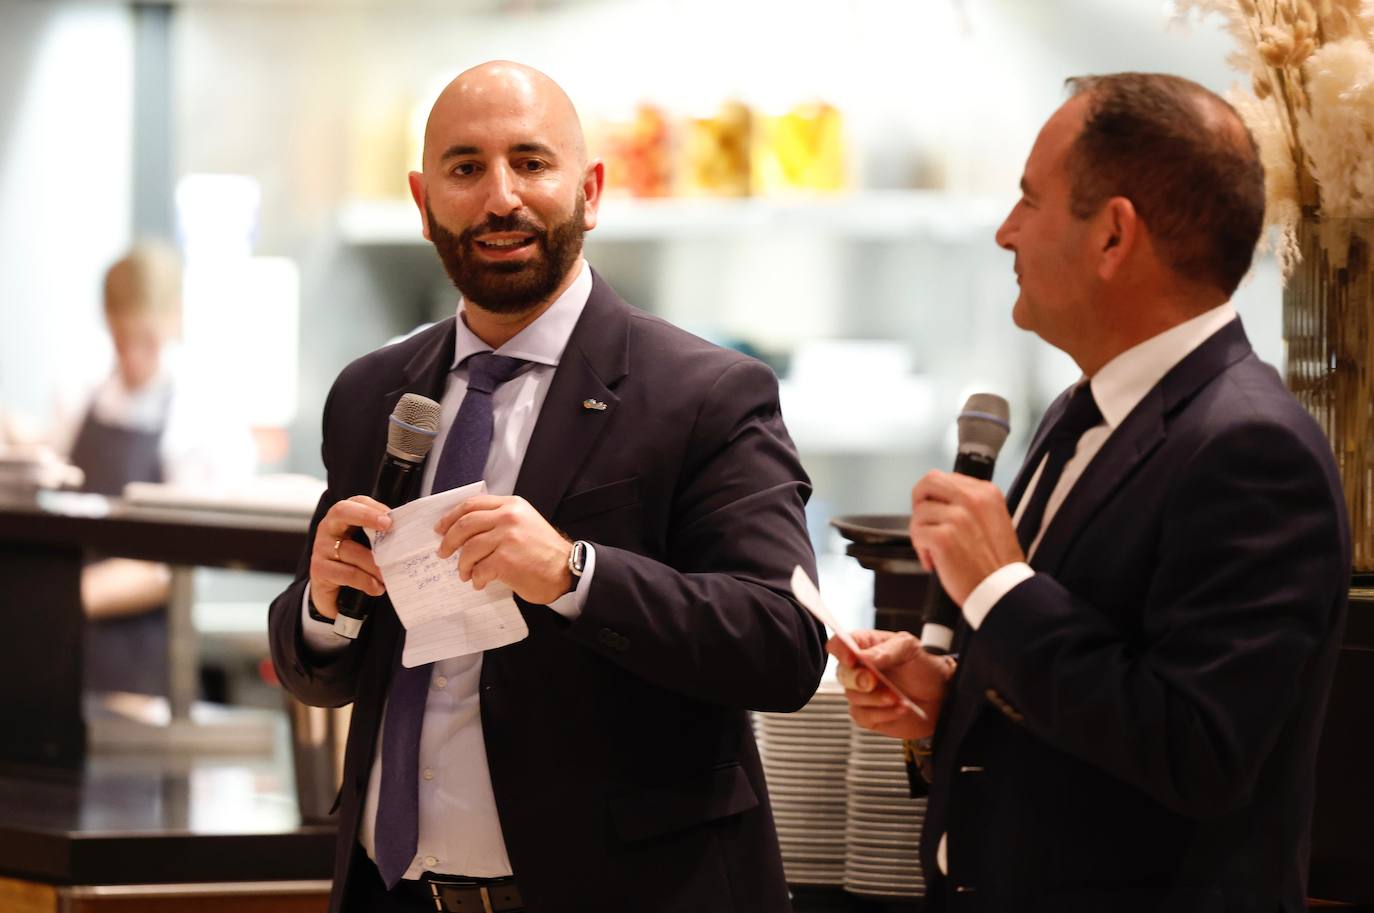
[567,539,590,586]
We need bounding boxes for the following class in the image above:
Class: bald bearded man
[268,62,824,913]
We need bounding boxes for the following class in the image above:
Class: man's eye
[454,162,479,176]
[521,159,547,172]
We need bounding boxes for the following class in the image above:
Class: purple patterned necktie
[374,352,527,888]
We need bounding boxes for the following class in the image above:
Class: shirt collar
[1089,302,1238,429]
[450,259,592,370]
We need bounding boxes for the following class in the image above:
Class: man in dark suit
[269,61,825,913]
[831,73,1351,912]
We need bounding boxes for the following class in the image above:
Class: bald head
[407,59,603,328]
[423,60,586,174]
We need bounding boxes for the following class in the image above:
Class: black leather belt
[393,873,523,912]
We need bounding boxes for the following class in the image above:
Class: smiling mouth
[475,235,537,253]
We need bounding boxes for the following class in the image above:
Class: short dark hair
[1063,73,1265,297]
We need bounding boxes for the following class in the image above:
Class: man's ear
[581,160,605,232]
[1096,196,1138,282]
[408,171,431,241]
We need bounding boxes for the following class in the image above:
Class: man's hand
[909,470,1024,606]
[827,630,954,740]
[435,495,573,605]
[308,495,393,620]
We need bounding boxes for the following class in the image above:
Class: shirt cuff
[962,562,1035,629]
[300,585,350,653]
[546,543,596,620]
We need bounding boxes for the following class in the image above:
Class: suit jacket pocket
[556,476,641,525]
[607,762,759,843]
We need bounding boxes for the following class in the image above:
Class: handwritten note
[369,481,528,667]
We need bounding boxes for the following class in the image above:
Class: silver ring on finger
[333,538,343,562]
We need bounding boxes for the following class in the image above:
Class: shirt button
[424,855,437,868]
[434,676,448,689]
[423,768,434,781]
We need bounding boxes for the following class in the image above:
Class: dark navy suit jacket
[269,272,825,913]
[923,320,1351,912]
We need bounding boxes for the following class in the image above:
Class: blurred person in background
[50,242,256,696]
[830,73,1349,912]
[270,61,823,913]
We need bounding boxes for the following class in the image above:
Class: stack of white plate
[844,726,925,899]
[754,681,851,885]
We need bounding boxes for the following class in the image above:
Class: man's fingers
[436,495,509,535]
[321,497,392,538]
[836,662,877,693]
[453,531,500,580]
[332,538,384,582]
[851,701,917,730]
[848,628,900,650]
[913,469,988,505]
[310,552,385,597]
[858,631,923,670]
[313,533,382,580]
[912,469,960,506]
[825,634,855,664]
[437,509,501,556]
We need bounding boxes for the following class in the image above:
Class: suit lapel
[378,318,458,501]
[385,317,458,413]
[513,270,631,520]
[1028,318,1254,575]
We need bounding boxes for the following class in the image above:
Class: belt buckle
[427,880,497,913]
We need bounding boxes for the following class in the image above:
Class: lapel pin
[581,398,608,411]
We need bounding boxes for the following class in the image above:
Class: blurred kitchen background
[0,0,1284,706]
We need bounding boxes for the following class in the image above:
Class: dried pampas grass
[1178,0,1374,277]
[1301,38,1374,217]
[1229,88,1304,271]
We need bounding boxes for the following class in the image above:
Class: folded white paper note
[790,566,927,720]
[370,481,528,667]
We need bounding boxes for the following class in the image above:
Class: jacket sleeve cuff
[300,584,350,654]
[962,562,1035,629]
[547,543,597,620]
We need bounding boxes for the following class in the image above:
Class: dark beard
[427,195,585,315]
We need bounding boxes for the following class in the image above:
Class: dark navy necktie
[375,352,527,888]
[1014,382,1103,555]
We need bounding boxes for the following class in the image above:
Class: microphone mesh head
[387,393,441,463]
[957,393,1011,456]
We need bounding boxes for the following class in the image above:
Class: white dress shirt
[960,302,1239,628]
[301,260,596,878]
[937,302,1238,877]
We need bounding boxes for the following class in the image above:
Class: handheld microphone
[919,393,1011,655]
[333,393,442,639]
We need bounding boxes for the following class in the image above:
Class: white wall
[0,2,134,426]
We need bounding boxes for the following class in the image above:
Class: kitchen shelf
[337,190,1014,246]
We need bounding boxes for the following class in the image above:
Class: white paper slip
[370,481,528,666]
[790,566,927,720]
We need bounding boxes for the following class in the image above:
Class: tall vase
[1283,216,1374,570]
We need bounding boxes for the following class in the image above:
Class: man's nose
[994,216,1016,251]
[483,164,521,216]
